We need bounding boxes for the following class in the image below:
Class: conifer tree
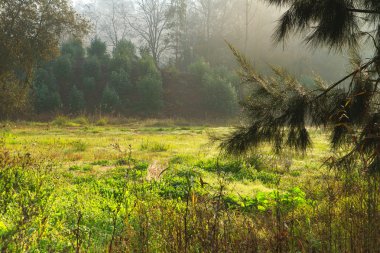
[222,0,380,173]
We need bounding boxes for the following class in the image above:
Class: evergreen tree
[135,76,163,114]
[87,38,109,61]
[33,68,61,113]
[222,1,380,173]
[69,85,85,113]
[201,72,238,116]
[111,40,137,72]
[34,84,61,113]
[61,40,85,61]
[101,86,121,112]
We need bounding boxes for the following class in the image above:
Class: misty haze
[1,0,380,252]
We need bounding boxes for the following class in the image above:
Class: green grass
[4,121,376,252]
[0,121,332,196]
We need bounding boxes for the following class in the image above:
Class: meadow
[0,118,379,252]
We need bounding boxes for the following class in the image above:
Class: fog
[72,0,349,83]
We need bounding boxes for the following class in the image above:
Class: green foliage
[95,117,109,126]
[53,55,72,82]
[188,59,238,116]
[220,0,380,175]
[101,86,121,112]
[34,83,61,113]
[0,0,88,118]
[70,140,88,152]
[69,164,93,172]
[0,149,55,251]
[69,85,85,113]
[61,39,85,60]
[188,58,211,79]
[0,73,31,118]
[111,40,137,71]
[137,55,161,80]
[28,37,239,119]
[201,71,238,115]
[83,77,96,91]
[83,56,101,81]
[139,140,169,152]
[224,187,308,212]
[109,69,132,107]
[87,38,108,60]
[51,115,69,126]
[2,125,380,252]
[135,76,163,114]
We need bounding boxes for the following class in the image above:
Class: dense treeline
[32,38,238,118]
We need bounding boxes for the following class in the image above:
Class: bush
[188,58,211,79]
[96,117,109,126]
[52,115,70,126]
[0,149,55,251]
[72,116,89,125]
[70,140,88,152]
[201,72,238,116]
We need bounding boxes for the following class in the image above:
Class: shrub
[69,164,93,172]
[52,115,70,126]
[139,140,169,152]
[0,149,55,251]
[96,117,109,126]
[72,116,89,125]
[70,140,88,152]
[201,72,238,116]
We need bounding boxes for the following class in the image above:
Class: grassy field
[1,119,331,196]
[2,119,378,252]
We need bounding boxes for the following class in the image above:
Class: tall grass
[0,146,379,252]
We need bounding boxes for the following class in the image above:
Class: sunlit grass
[0,121,332,196]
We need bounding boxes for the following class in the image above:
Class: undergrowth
[1,145,379,252]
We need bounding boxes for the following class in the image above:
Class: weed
[96,117,109,126]
[70,140,88,152]
[73,116,89,125]
[69,164,93,172]
[91,160,110,166]
[139,140,169,152]
[52,115,70,126]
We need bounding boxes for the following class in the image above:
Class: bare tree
[243,0,255,54]
[78,0,132,48]
[168,0,188,67]
[100,0,132,47]
[129,0,172,68]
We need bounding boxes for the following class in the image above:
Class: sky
[73,0,91,6]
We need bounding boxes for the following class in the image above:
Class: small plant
[139,140,169,152]
[73,116,89,126]
[70,140,88,152]
[96,117,109,126]
[52,115,69,126]
[69,164,93,172]
[149,142,169,152]
[254,171,279,185]
[91,160,110,166]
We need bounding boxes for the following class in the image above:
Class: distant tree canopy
[33,39,238,118]
[222,0,380,173]
[0,0,88,118]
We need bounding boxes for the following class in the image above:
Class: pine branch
[314,59,375,101]
[347,8,380,15]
